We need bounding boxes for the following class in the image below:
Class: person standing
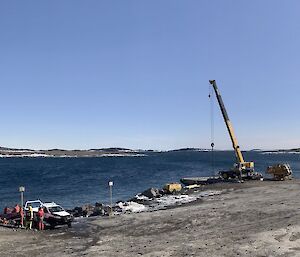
[26,206,34,230]
[20,207,24,228]
[37,207,45,230]
[14,204,20,213]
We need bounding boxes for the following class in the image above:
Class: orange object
[20,207,24,227]
[14,204,20,213]
[37,207,45,230]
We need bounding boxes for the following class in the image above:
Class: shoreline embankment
[1,179,300,256]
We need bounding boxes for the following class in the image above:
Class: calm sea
[0,151,299,209]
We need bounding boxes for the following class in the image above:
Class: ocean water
[0,151,299,209]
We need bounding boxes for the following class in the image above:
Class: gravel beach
[1,180,300,257]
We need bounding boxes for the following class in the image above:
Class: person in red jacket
[14,204,20,213]
[20,207,24,227]
[37,207,45,230]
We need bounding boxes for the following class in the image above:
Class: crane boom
[206,80,263,180]
[209,80,245,163]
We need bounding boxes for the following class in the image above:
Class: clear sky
[1,1,300,150]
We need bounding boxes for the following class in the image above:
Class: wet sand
[1,180,300,257]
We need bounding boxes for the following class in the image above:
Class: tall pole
[19,186,25,207]
[19,186,25,227]
[108,181,113,216]
[21,191,23,207]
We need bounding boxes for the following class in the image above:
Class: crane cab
[219,161,262,180]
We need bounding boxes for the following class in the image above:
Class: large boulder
[69,206,84,217]
[141,188,161,199]
[95,202,103,208]
[92,203,106,216]
[81,204,95,217]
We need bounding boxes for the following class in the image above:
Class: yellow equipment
[209,80,262,179]
[163,183,182,194]
[267,163,292,180]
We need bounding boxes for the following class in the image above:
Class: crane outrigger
[209,80,262,180]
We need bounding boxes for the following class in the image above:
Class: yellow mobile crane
[209,80,262,180]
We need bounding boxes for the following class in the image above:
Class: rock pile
[68,203,109,217]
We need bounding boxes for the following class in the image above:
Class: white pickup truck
[24,200,73,228]
[24,200,43,212]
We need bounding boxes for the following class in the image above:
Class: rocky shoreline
[1,179,300,256]
[67,186,223,218]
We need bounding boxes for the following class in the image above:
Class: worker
[14,204,20,213]
[37,207,45,230]
[26,206,34,230]
[20,207,24,228]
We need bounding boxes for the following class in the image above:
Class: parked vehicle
[24,200,73,228]
[0,206,21,226]
[267,163,293,180]
[24,200,43,212]
[42,202,73,228]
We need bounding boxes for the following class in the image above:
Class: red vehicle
[0,206,22,226]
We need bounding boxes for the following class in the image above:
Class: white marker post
[19,186,25,227]
[108,181,113,216]
[19,186,25,208]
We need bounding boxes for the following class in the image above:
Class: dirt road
[1,180,300,256]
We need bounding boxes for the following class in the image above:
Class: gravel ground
[1,180,300,257]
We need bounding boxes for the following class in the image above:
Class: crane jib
[214,88,230,122]
[209,80,245,164]
[209,80,231,123]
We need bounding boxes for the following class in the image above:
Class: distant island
[259,148,300,154]
[168,148,210,152]
[0,147,147,158]
[0,147,299,158]
[0,147,212,158]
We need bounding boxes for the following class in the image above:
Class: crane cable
[208,84,215,176]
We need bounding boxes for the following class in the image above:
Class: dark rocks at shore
[67,184,188,218]
[141,188,162,199]
[68,203,107,217]
[68,202,125,217]
[68,188,167,217]
[127,187,173,206]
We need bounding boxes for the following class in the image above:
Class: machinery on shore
[181,80,292,185]
[209,80,262,180]
[267,163,293,180]
[163,183,182,194]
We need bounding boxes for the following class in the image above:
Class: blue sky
[0,1,300,150]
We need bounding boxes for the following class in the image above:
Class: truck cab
[24,200,43,212]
